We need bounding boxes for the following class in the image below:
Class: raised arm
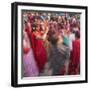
[35,27,49,40]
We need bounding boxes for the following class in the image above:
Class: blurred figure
[23,30,39,77]
[42,30,70,76]
[68,30,75,51]
[31,23,48,73]
[68,31,80,75]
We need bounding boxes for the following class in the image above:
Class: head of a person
[48,30,59,45]
[36,24,41,31]
[75,31,80,39]
[31,23,37,32]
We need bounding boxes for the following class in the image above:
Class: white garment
[69,33,75,51]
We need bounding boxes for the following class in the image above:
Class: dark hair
[48,31,58,45]
[49,36,58,45]
[50,16,55,21]
[75,31,80,39]
[31,23,37,31]
[32,23,42,32]
[24,20,27,25]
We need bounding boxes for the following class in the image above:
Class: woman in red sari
[31,23,48,73]
[68,31,80,75]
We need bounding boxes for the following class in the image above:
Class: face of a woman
[36,25,40,31]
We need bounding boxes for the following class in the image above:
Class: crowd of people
[22,11,80,77]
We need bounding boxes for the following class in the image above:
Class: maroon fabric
[31,32,47,73]
[25,23,47,72]
[68,39,80,75]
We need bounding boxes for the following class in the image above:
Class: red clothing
[68,39,80,75]
[25,22,32,39]
[31,32,47,73]
[23,46,30,54]
[25,23,47,72]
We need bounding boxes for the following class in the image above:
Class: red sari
[31,31,47,73]
[68,39,80,75]
[25,23,47,73]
